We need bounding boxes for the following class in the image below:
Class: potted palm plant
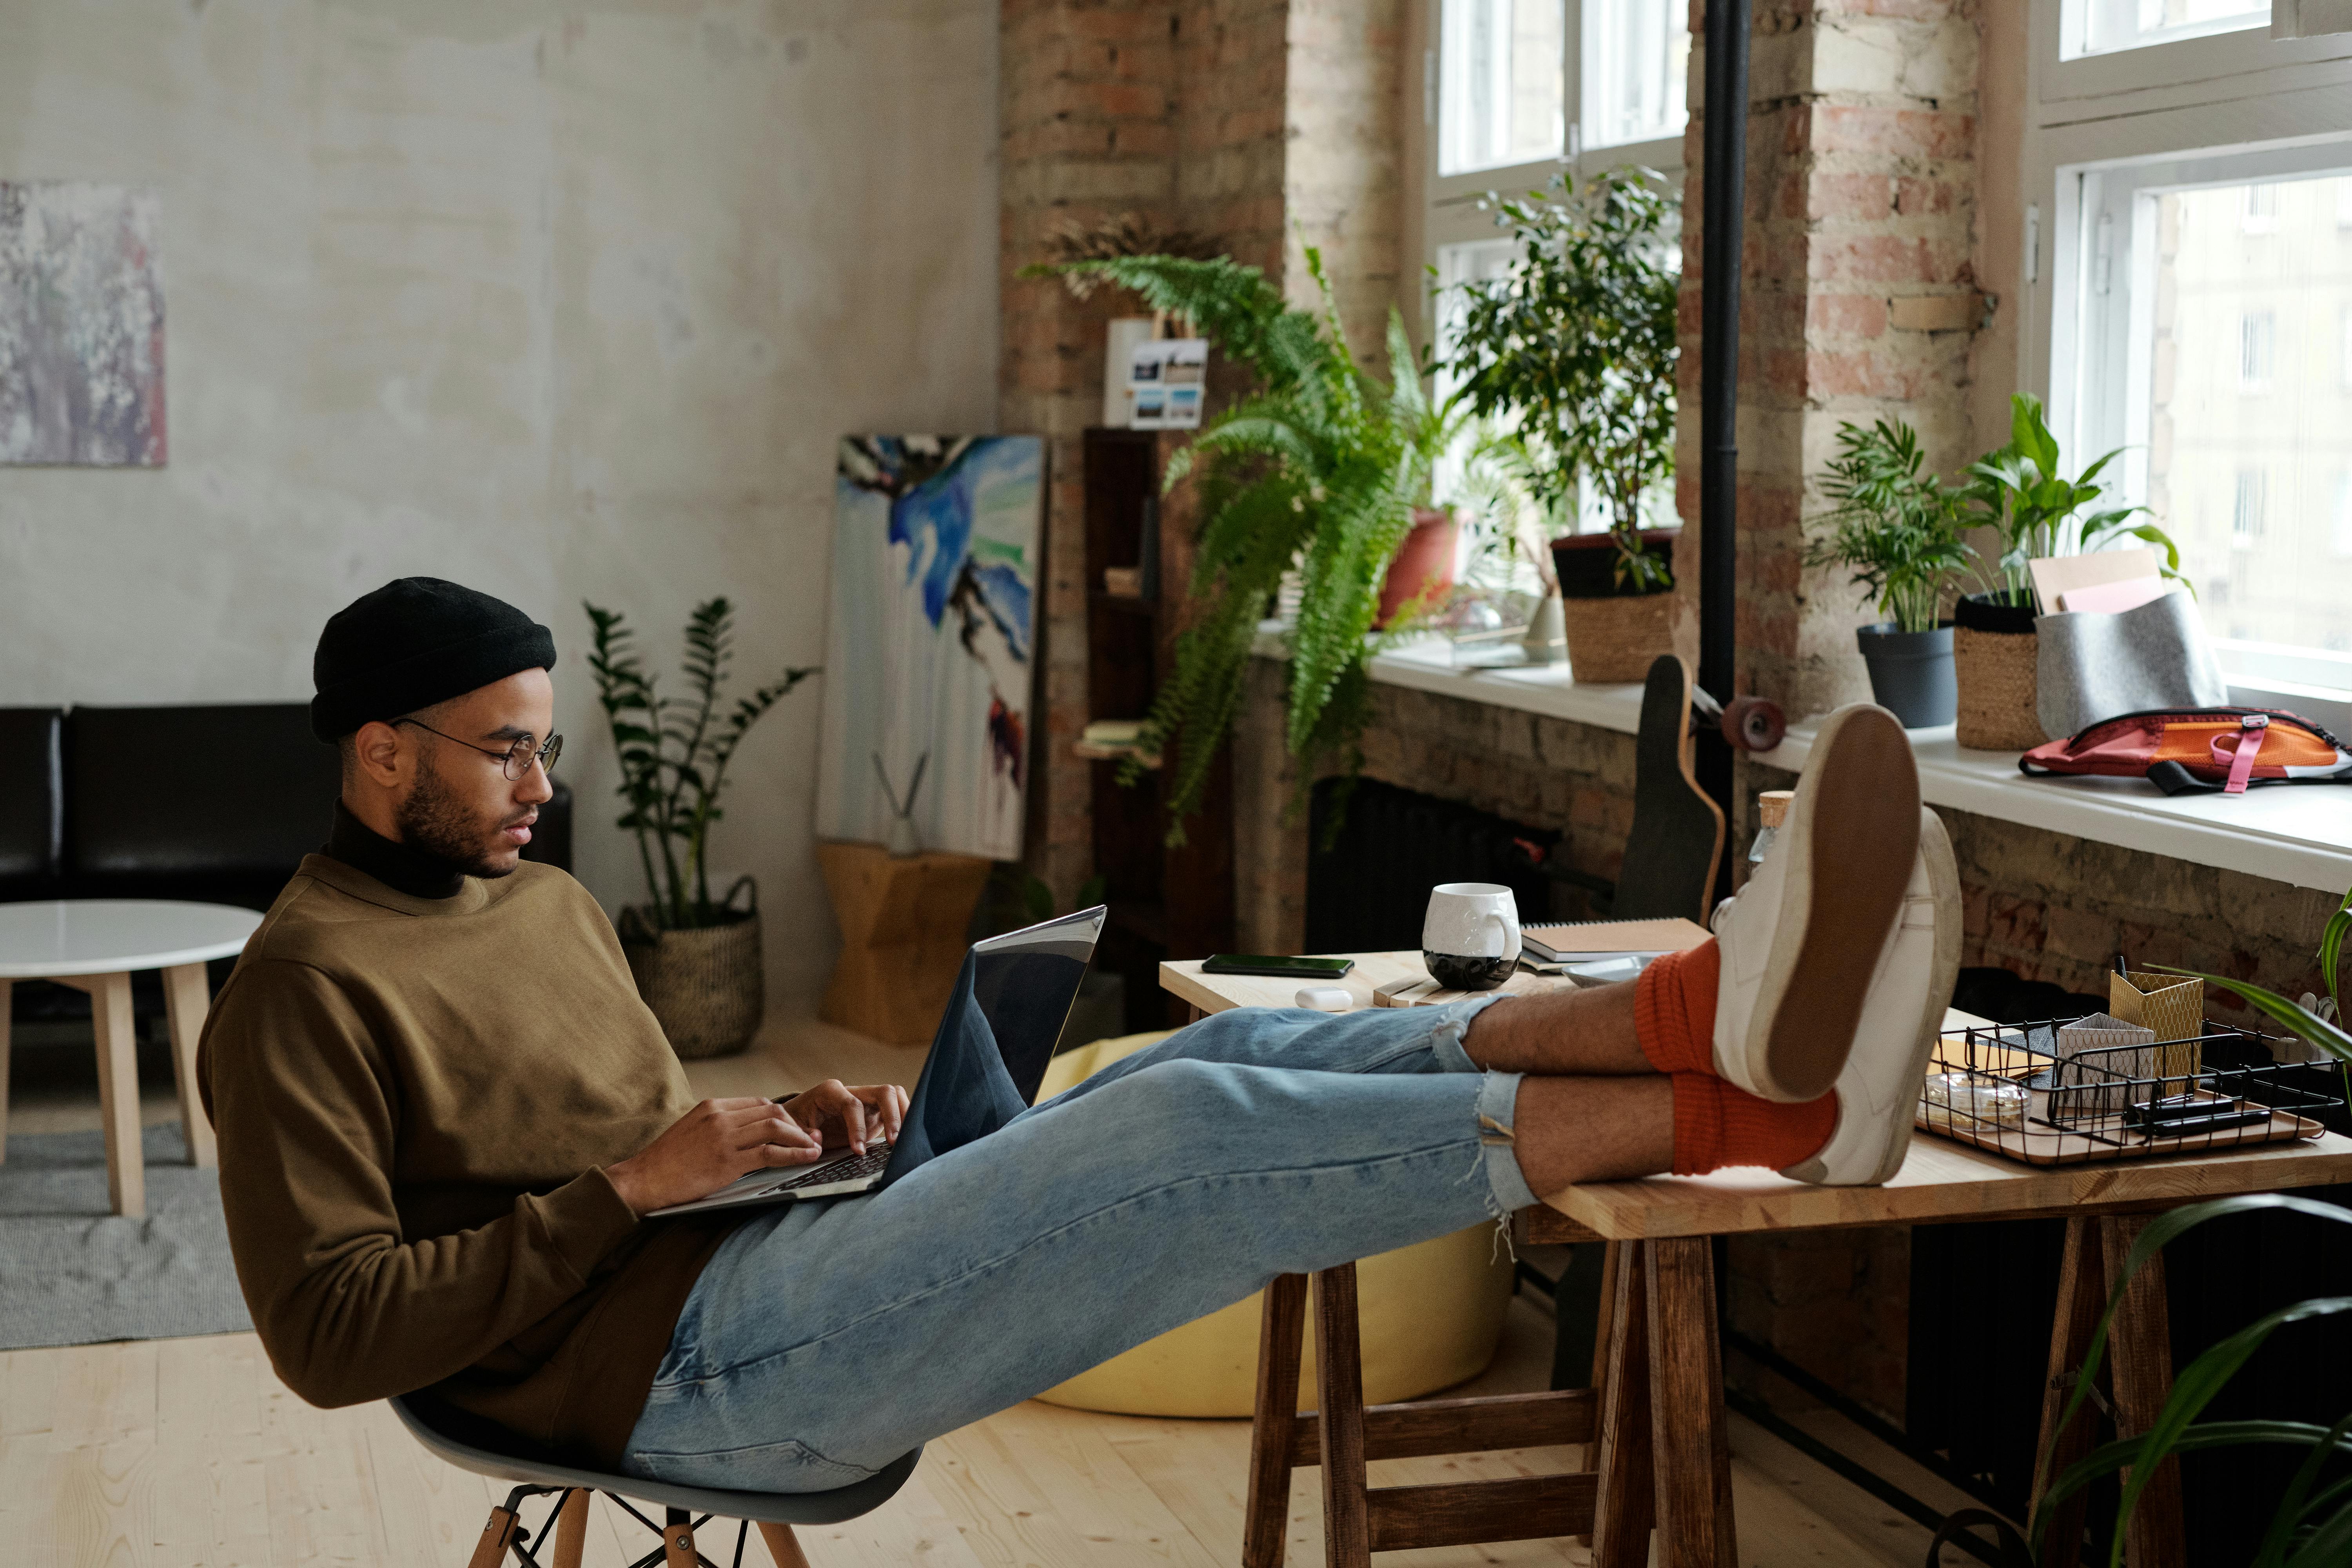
[1434,168,1681,683]
[1805,417,1977,727]
[584,598,815,1058]
[1024,249,1466,839]
[1952,394,2183,750]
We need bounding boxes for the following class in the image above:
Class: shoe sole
[1743,706,1920,1102]
[1782,808,1964,1187]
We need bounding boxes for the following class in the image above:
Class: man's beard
[395,753,520,878]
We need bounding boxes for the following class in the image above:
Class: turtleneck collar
[323,799,468,901]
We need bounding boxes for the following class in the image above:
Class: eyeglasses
[393,719,563,781]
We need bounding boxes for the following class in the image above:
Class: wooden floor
[2,1016,1958,1567]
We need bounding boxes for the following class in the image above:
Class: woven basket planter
[1562,590,1677,684]
[621,897,764,1060]
[1953,593,2046,751]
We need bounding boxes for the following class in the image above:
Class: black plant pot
[1549,527,1682,601]
[1856,622,1957,729]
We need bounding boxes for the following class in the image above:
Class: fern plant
[584,598,817,930]
[1024,249,1466,839]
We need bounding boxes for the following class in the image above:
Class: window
[2036,7,2352,687]
[2234,468,2267,545]
[2063,0,2269,59]
[1422,0,1688,538]
[2241,308,2276,390]
[1581,0,1689,152]
[1437,0,1567,176]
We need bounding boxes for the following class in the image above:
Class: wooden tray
[1917,1093,2325,1167]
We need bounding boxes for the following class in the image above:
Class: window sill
[1754,722,2352,895]
[1261,628,2352,892]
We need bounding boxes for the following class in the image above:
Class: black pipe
[1697,0,1751,709]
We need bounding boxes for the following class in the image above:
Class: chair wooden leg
[758,1520,813,1568]
[87,972,144,1218]
[1312,1265,1371,1568]
[2100,1214,2188,1568]
[1591,1238,1654,1568]
[550,1489,590,1568]
[1244,1272,1309,1568]
[2035,1218,2106,1568]
[662,1506,697,1568]
[464,1505,519,1568]
[0,977,13,1165]
[1646,1238,1735,1568]
[160,962,218,1168]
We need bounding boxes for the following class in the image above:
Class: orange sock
[1635,942,1836,1176]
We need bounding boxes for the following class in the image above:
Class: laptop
[649,905,1107,1216]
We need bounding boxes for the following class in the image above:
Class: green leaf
[2145,964,2352,1063]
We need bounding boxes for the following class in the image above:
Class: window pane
[1438,0,1566,176]
[1582,0,1690,151]
[2069,0,2267,58]
[2127,172,2352,649]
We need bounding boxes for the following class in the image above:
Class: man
[202,577,1958,1494]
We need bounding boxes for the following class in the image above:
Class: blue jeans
[621,995,1531,1492]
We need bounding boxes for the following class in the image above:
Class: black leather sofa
[2,702,572,1030]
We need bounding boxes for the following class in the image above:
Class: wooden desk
[1163,953,2352,1568]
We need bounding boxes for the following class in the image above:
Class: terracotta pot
[1953,592,2045,751]
[1376,508,1459,628]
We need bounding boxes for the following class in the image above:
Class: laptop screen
[971,905,1106,1105]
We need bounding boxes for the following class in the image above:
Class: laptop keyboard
[766,1140,893,1192]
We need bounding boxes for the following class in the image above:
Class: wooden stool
[1243,1229,1737,1568]
[815,842,992,1044]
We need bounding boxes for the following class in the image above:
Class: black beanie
[310,577,558,742]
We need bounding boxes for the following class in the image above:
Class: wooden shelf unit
[1082,427,1235,1034]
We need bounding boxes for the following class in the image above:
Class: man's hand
[606,1098,823,1216]
[781,1080,909,1156]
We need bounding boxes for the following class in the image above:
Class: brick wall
[1676,0,1984,722]
[1001,1,1405,904]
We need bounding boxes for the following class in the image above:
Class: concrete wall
[0,0,1002,1014]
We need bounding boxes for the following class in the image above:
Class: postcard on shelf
[1126,338,1207,430]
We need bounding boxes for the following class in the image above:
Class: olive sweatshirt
[196,826,742,1467]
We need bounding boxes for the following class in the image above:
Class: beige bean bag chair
[1030,1030,1514,1418]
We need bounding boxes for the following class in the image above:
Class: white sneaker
[1781,807,1962,1187]
[1710,704,1922,1103]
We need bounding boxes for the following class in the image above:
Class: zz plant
[584,598,816,930]
[1027,249,1465,839]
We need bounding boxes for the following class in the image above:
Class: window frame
[2025,0,2352,697]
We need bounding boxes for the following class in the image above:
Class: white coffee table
[0,900,264,1216]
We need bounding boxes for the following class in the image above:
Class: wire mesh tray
[1916,1016,2343,1167]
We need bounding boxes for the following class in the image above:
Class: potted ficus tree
[1805,417,1978,727]
[1435,167,1681,684]
[585,598,815,1059]
[1023,249,1468,840]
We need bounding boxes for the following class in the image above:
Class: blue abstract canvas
[817,436,1043,860]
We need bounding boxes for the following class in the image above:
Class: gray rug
[0,1123,252,1349]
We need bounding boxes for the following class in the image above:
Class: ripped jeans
[621,995,1530,1492]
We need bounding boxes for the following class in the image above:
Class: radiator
[1304,778,1558,956]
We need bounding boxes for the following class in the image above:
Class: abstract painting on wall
[817,436,1043,862]
[0,182,166,466]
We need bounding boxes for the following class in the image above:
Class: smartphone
[1201,954,1356,979]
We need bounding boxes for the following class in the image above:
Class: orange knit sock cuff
[1669,1074,1837,1176]
[1635,940,1721,1078]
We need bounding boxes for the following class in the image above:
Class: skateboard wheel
[1722,695,1786,753]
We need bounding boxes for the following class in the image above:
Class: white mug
[1422,882,1521,991]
